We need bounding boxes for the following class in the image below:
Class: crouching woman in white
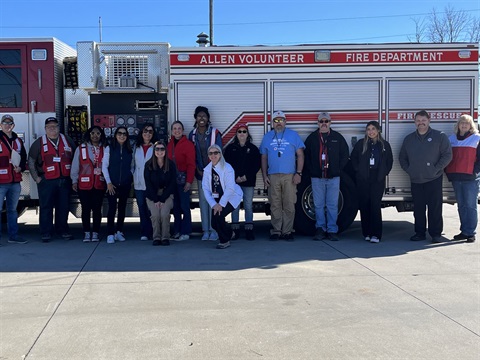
[202,144,243,249]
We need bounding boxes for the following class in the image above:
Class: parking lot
[1,204,479,359]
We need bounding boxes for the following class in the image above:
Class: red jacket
[78,143,106,190]
[167,135,196,184]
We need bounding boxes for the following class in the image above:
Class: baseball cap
[272,111,286,120]
[318,112,331,121]
[45,117,59,125]
[1,114,14,124]
[236,123,248,131]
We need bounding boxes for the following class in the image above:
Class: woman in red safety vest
[71,126,107,242]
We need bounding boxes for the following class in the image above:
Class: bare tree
[411,5,480,43]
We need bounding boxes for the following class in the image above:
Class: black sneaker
[313,228,325,241]
[161,239,171,246]
[410,233,426,241]
[431,236,443,243]
[269,233,280,241]
[8,237,28,244]
[328,233,339,241]
[245,229,255,241]
[466,236,476,243]
[41,234,51,243]
[61,233,73,240]
[152,239,161,246]
[453,232,469,240]
[216,241,231,249]
[282,233,294,242]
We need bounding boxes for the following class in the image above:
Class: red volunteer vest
[40,134,73,179]
[0,138,23,183]
[78,143,106,190]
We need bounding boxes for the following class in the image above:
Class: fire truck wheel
[294,171,358,235]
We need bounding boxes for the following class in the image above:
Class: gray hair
[208,144,225,168]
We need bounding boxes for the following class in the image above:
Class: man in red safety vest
[28,117,76,242]
[0,114,27,245]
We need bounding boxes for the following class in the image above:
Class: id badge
[94,168,102,175]
[53,157,61,163]
[370,158,375,166]
[213,192,219,199]
[321,153,326,161]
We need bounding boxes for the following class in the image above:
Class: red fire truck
[0,38,478,233]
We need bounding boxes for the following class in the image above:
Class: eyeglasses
[273,118,285,123]
[90,131,101,136]
[155,147,166,151]
[1,122,13,125]
[117,131,127,136]
[143,129,154,134]
[237,130,247,134]
[318,120,330,124]
[208,151,220,155]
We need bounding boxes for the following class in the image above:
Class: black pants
[211,203,234,243]
[78,188,105,233]
[37,177,71,236]
[107,183,130,235]
[357,177,385,239]
[411,176,443,237]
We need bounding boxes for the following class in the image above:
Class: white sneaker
[107,235,115,244]
[201,232,210,241]
[364,236,371,242]
[115,231,126,242]
[370,236,380,243]
[83,232,91,242]
[91,232,99,242]
[209,231,219,241]
[140,236,149,241]
[178,234,190,241]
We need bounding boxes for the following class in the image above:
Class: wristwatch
[296,172,302,176]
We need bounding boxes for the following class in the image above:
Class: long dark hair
[135,123,158,147]
[362,121,385,155]
[110,126,133,153]
[146,140,170,172]
[83,125,106,147]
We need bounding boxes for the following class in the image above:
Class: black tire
[294,171,358,235]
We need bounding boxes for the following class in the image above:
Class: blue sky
[0,0,478,48]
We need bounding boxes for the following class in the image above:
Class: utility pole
[209,0,214,46]
[99,16,103,42]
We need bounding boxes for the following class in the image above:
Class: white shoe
[107,235,115,244]
[209,231,219,241]
[178,234,190,241]
[140,236,149,241]
[370,236,380,243]
[364,236,371,242]
[83,232,91,242]
[91,232,99,242]
[115,231,126,242]
[201,232,210,241]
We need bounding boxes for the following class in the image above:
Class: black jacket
[144,159,177,203]
[223,141,261,187]
[304,129,349,178]
[350,139,393,182]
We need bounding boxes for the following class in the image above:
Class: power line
[3,9,479,29]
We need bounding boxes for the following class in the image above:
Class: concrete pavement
[0,205,479,359]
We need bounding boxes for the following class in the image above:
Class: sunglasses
[318,120,330,124]
[237,130,247,134]
[155,147,166,151]
[117,131,127,136]
[1,122,13,125]
[208,151,220,155]
[143,129,154,134]
[273,118,285,123]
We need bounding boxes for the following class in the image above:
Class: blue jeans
[173,184,192,235]
[197,180,213,233]
[0,182,21,240]
[231,186,254,224]
[452,179,480,236]
[311,177,340,234]
[135,189,153,238]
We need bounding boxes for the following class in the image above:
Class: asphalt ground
[0,204,479,359]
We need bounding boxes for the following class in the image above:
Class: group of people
[0,108,478,248]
